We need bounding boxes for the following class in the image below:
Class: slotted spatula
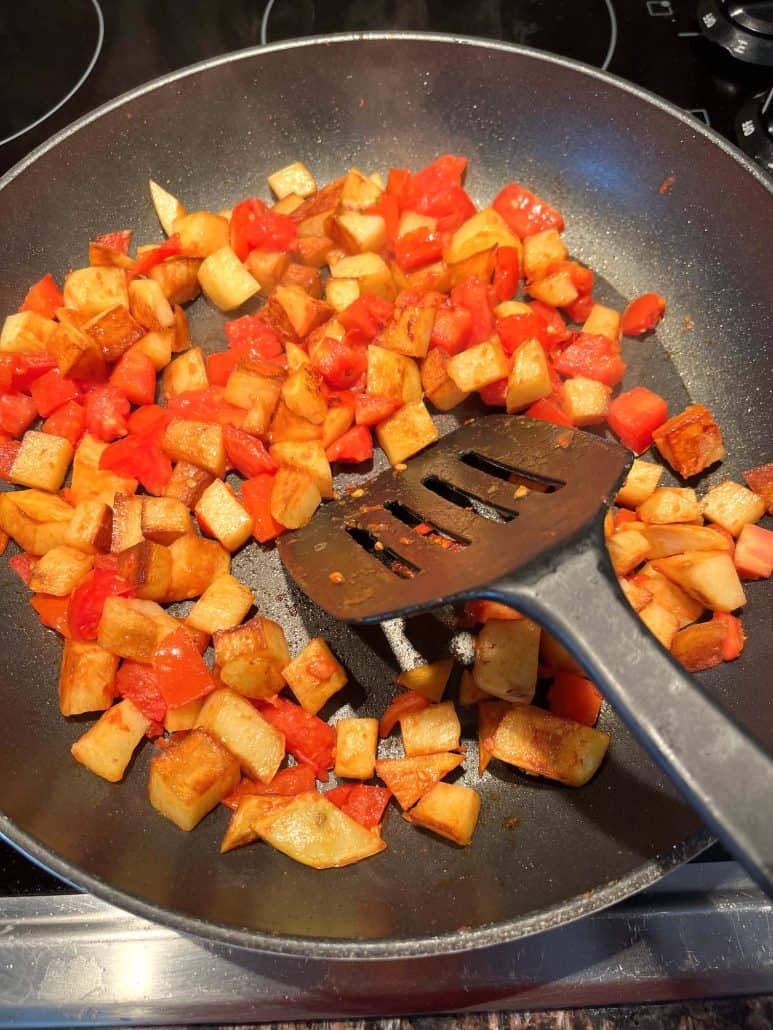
[278,415,773,893]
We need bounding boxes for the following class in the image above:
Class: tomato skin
[3,352,58,394]
[230,198,297,261]
[30,594,71,637]
[68,568,134,642]
[524,397,574,428]
[492,246,521,302]
[354,393,401,426]
[547,671,603,726]
[312,337,368,390]
[242,474,284,543]
[94,230,132,254]
[365,194,400,245]
[552,333,627,387]
[109,348,157,406]
[478,378,508,407]
[256,696,335,780]
[528,301,571,347]
[325,425,373,464]
[0,393,37,436]
[127,233,182,280]
[206,350,239,387]
[20,273,65,319]
[563,293,595,323]
[153,627,216,709]
[9,552,38,584]
[496,313,547,355]
[394,228,445,272]
[116,661,166,722]
[429,305,471,355]
[127,403,172,440]
[450,277,494,346]
[712,612,746,661]
[379,690,430,738]
[733,525,773,581]
[223,425,278,477]
[100,433,172,494]
[41,399,86,446]
[607,386,668,454]
[225,315,283,360]
[221,766,317,810]
[493,182,564,239]
[30,369,80,421]
[0,436,21,480]
[339,294,394,339]
[621,293,666,336]
[326,784,392,828]
[85,385,130,441]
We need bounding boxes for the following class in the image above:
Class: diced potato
[489,705,610,787]
[332,211,386,254]
[375,752,464,810]
[330,252,395,301]
[405,259,453,293]
[162,462,214,509]
[651,551,746,612]
[0,493,70,554]
[97,596,178,662]
[196,688,285,783]
[652,404,725,479]
[540,630,584,676]
[634,563,704,626]
[322,405,355,449]
[139,496,191,544]
[224,366,282,413]
[638,599,681,649]
[10,432,73,491]
[401,700,461,757]
[28,545,92,596]
[84,305,144,363]
[117,540,172,601]
[63,499,113,554]
[280,263,323,299]
[166,534,230,601]
[149,179,186,235]
[473,618,541,703]
[615,459,663,508]
[172,211,229,258]
[89,236,134,269]
[396,659,453,703]
[270,468,321,529]
[619,576,653,612]
[163,419,226,478]
[444,208,520,265]
[505,338,552,412]
[132,328,175,370]
[162,347,208,398]
[273,195,304,215]
[527,269,578,307]
[244,250,292,296]
[128,279,175,331]
[250,793,386,868]
[271,404,324,445]
[334,717,379,779]
[214,615,290,669]
[280,366,327,425]
[671,621,728,672]
[282,637,347,714]
[522,229,567,281]
[458,667,487,706]
[64,267,129,316]
[493,300,532,319]
[743,463,773,515]
[562,376,611,425]
[58,641,118,716]
[219,657,285,700]
[270,440,333,500]
[340,168,383,211]
[48,322,105,378]
[71,699,151,783]
[638,487,701,525]
[367,345,422,403]
[447,336,509,393]
[0,311,57,353]
[164,697,204,733]
[421,348,469,411]
[325,277,360,312]
[607,528,649,575]
[477,699,511,775]
[379,305,435,360]
[220,794,295,853]
[268,161,317,199]
[186,574,253,635]
[406,781,481,846]
[639,523,732,559]
[583,303,621,341]
[274,284,332,337]
[148,258,202,306]
[149,727,240,830]
[198,246,260,310]
[700,480,766,537]
[10,490,72,523]
[111,493,144,553]
[376,400,439,466]
[194,480,252,552]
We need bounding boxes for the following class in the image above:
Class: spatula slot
[383,501,469,550]
[345,526,419,579]
[421,475,515,523]
[459,451,564,493]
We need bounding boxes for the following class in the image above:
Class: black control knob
[735,87,773,173]
[697,0,773,64]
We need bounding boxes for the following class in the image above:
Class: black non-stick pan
[0,34,770,960]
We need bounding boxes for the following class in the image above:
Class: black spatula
[278,415,773,893]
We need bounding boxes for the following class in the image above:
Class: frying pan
[0,34,771,960]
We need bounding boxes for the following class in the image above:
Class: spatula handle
[489,531,773,897]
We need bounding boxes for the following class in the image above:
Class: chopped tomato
[20,273,64,319]
[30,595,71,637]
[127,403,172,439]
[221,766,317,810]
[355,393,401,426]
[492,246,521,301]
[116,661,166,721]
[733,524,773,580]
[527,301,572,346]
[545,260,594,297]
[325,424,373,464]
[493,182,564,239]
[386,166,412,205]
[339,294,394,338]
[242,474,284,543]
[621,293,666,336]
[100,433,172,494]
[429,305,471,355]
[127,233,182,280]
[4,352,58,393]
[94,229,132,254]
[0,393,37,436]
[206,350,239,387]
[68,568,134,641]
[524,397,574,428]
[379,690,430,738]
[563,294,595,323]
[399,155,473,232]
[223,425,278,477]
[710,612,746,662]
[85,385,130,441]
[614,508,639,529]
[478,378,508,407]
[607,386,668,454]
[312,337,368,390]
[109,348,157,406]
[229,198,297,261]
[450,277,494,345]
[225,315,283,360]
[0,436,21,479]
[9,552,38,585]
[325,784,392,829]
[256,696,335,780]
[167,387,247,428]
[496,313,547,355]
[41,399,86,445]
[365,194,400,245]
[153,627,216,709]
[552,333,626,387]
[547,671,603,726]
[394,227,445,271]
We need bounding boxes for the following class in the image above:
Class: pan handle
[488,529,773,898]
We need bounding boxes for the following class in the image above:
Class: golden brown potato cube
[505,338,552,412]
[321,405,355,450]
[376,400,439,466]
[0,495,39,553]
[582,303,621,341]
[218,657,285,700]
[198,246,260,311]
[618,576,653,613]
[526,270,578,308]
[163,697,204,734]
[166,534,230,601]
[32,521,70,554]
[63,499,113,554]
[71,434,138,506]
[401,700,461,757]
[477,699,511,774]
[244,249,292,296]
[615,460,663,508]
[128,278,175,331]
[270,468,321,529]
[111,493,144,553]
[742,463,773,515]
[84,305,144,363]
[639,523,732,559]
[652,404,725,479]
[293,234,335,269]
[214,614,290,668]
[268,161,317,199]
[330,252,395,301]
[149,178,186,235]
[444,208,520,265]
[58,640,118,716]
[194,480,252,552]
[162,462,214,509]
[700,480,766,537]
[89,236,134,270]
[149,727,240,830]
[607,528,649,575]
[132,328,175,369]
[281,637,347,714]
[489,705,610,787]
[332,212,386,254]
[269,440,333,500]
[632,563,704,625]
[71,699,151,783]
[117,540,172,601]
[522,228,567,281]
[0,311,57,353]
[325,277,360,312]
[97,595,178,662]
[172,211,229,258]
[272,195,303,215]
[163,419,226,479]
[406,781,481,846]
[562,376,611,425]
[64,267,129,316]
[48,322,105,379]
[421,348,469,411]
[140,496,191,544]
[651,551,746,612]
[196,688,285,783]
[9,489,72,523]
[340,168,383,210]
[280,366,327,425]
[448,336,509,393]
[273,284,331,337]
[638,599,680,649]
[397,211,437,238]
[162,346,209,399]
[458,667,487,706]
[10,431,73,491]
[269,402,324,445]
[367,345,422,404]
[670,620,729,673]
[334,717,378,780]
[186,574,254,635]
[638,487,701,525]
[473,618,540,703]
[148,257,202,306]
[224,366,282,413]
[379,305,435,359]
[540,631,584,676]
[375,753,463,810]
[28,545,92,596]
[220,795,294,853]
[396,659,454,703]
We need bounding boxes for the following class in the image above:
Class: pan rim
[0,30,756,959]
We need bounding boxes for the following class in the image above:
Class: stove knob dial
[735,87,773,173]
[697,0,773,64]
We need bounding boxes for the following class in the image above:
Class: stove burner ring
[0,0,104,147]
[260,0,618,72]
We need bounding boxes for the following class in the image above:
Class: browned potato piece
[164,697,204,734]
[71,699,151,782]
[562,377,611,425]
[220,795,295,853]
[58,641,118,716]
[447,337,509,393]
[111,493,145,553]
[148,728,240,830]
[162,462,214,509]
[70,434,138,507]
[194,480,252,552]
[607,529,649,575]
[406,781,481,846]
[172,211,229,257]
[10,432,73,491]
[444,207,519,265]
[375,753,464,810]
[97,596,178,662]
[671,620,729,672]
[140,496,192,544]
[214,615,290,668]
[218,657,285,700]
[477,699,511,775]
[148,258,202,305]
[1,311,57,353]
[270,468,321,529]
[198,247,260,310]
[186,574,254,636]
[28,546,93,596]
[506,339,552,412]
[700,480,766,537]
[367,345,422,404]
[166,534,230,601]
[637,487,701,524]
[149,178,186,235]
[84,305,144,363]
[458,667,487,706]
[280,366,327,425]
[244,250,292,296]
[376,400,439,466]
[281,638,347,714]
[196,688,285,783]
[401,701,461,757]
[651,551,746,612]
[334,718,379,780]
[473,618,540,703]
[117,540,172,601]
[638,599,681,649]
[64,499,113,554]
[421,348,469,411]
[64,267,129,316]
[129,278,175,330]
[639,523,732,559]
[615,460,663,508]
[652,404,725,479]
[522,229,567,280]
[162,347,209,398]
[133,328,174,369]
[396,659,453,702]
[379,305,435,359]
[163,419,226,479]
[269,440,333,500]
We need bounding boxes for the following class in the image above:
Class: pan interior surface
[0,35,770,958]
